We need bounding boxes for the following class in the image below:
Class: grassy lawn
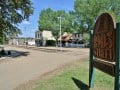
[31,59,114,90]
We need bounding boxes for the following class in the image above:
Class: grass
[31,59,114,90]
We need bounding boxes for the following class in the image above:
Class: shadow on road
[72,77,89,90]
[6,50,30,58]
[37,49,69,53]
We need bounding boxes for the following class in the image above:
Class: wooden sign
[93,59,115,76]
[89,13,120,90]
[93,13,116,62]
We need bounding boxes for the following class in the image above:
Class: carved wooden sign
[90,13,120,89]
[93,13,116,62]
[93,59,115,76]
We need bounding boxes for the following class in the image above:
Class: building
[8,37,35,46]
[72,33,85,47]
[58,32,72,47]
[57,32,87,47]
[72,33,84,44]
[35,30,55,46]
[8,38,19,45]
[27,38,35,45]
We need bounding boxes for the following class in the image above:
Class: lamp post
[57,17,62,51]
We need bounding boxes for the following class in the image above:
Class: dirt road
[0,46,89,90]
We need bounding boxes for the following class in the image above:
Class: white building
[8,38,19,45]
[27,38,35,45]
[35,30,55,46]
[8,37,35,46]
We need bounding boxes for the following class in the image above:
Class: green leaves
[74,0,120,31]
[38,0,120,42]
[38,8,72,39]
[0,0,33,44]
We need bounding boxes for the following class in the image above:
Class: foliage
[0,0,34,44]
[38,8,73,40]
[74,0,120,32]
[38,0,120,42]
[46,40,56,46]
[38,8,54,31]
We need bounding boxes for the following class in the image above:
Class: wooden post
[115,23,120,90]
[89,30,94,88]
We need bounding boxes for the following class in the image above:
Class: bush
[46,40,56,46]
[0,49,6,56]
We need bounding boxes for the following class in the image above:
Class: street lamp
[57,17,62,50]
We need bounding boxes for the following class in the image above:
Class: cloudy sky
[19,0,75,38]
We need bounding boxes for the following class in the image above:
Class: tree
[74,0,120,31]
[38,8,54,31]
[38,8,72,40]
[0,0,33,44]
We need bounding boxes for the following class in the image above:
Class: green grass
[32,60,114,90]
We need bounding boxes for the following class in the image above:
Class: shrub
[0,49,6,56]
[46,40,56,46]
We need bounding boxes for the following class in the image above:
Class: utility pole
[57,17,62,51]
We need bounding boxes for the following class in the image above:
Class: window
[35,33,37,38]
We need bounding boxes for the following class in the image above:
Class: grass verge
[32,59,114,90]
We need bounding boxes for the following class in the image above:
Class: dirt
[0,46,89,90]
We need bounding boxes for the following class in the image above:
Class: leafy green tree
[53,10,73,38]
[38,8,72,40]
[38,8,54,31]
[0,0,33,44]
[74,0,120,32]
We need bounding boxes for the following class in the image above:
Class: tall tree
[0,0,33,44]
[74,0,120,32]
[38,8,72,40]
[38,8,54,31]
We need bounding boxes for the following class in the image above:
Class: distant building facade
[35,30,55,46]
[8,37,35,45]
[27,38,35,45]
[71,33,85,47]
[8,38,19,45]
[58,32,72,47]
[72,33,84,44]
[58,32,86,47]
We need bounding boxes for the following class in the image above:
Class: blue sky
[19,0,75,38]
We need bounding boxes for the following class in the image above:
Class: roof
[58,34,72,41]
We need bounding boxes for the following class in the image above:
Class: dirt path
[0,46,89,90]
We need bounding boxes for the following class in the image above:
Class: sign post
[115,23,120,90]
[89,13,120,90]
[89,30,94,87]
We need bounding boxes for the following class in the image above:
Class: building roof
[58,34,72,41]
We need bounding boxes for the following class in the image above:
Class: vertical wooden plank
[89,30,94,88]
[115,23,120,90]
